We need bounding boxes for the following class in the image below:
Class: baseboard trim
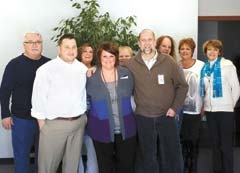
[0,158,35,165]
[0,158,14,165]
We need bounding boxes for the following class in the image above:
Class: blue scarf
[200,57,222,98]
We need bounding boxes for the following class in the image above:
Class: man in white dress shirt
[31,34,88,173]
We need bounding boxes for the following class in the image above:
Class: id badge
[158,74,165,84]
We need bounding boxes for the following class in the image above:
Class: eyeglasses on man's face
[24,41,42,45]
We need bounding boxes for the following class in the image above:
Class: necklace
[101,68,118,103]
[182,59,195,69]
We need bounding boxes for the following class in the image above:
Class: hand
[2,117,13,130]
[86,66,97,77]
[38,119,45,130]
[166,108,176,117]
[200,106,205,117]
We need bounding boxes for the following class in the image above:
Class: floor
[197,147,240,173]
[0,147,239,173]
[1,120,240,173]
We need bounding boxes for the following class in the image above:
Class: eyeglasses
[24,41,42,45]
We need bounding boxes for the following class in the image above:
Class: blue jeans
[79,134,98,173]
[135,114,182,173]
[12,116,39,173]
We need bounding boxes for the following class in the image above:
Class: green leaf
[51,0,138,51]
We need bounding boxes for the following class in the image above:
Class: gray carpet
[0,147,239,173]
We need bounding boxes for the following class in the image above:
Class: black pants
[180,114,201,141]
[206,111,234,173]
[234,107,240,146]
[93,134,137,173]
[135,115,182,173]
[180,114,201,171]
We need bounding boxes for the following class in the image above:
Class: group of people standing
[155,35,240,173]
[0,28,239,173]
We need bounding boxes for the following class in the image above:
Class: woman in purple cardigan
[86,42,137,173]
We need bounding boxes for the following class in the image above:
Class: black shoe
[189,157,197,173]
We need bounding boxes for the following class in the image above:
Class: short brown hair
[202,39,223,56]
[57,34,76,46]
[77,43,95,63]
[178,38,196,57]
[96,42,119,67]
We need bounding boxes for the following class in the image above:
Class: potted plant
[51,0,138,51]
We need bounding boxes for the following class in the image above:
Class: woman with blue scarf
[200,39,240,173]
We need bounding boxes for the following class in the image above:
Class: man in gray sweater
[126,29,188,173]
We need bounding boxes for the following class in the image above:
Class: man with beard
[126,29,188,173]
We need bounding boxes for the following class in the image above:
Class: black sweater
[0,54,50,119]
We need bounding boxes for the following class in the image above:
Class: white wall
[199,0,240,16]
[0,0,80,78]
[0,0,80,158]
[0,0,197,158]
[100,0,198,37]
[2,0,237,158]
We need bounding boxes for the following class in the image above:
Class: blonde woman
[118,46,134,65]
